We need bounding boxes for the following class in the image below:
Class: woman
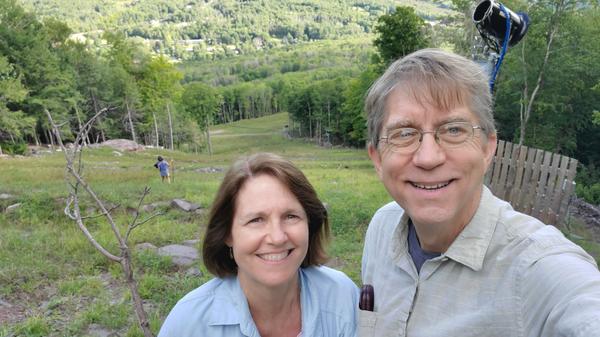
[158,153,358,337]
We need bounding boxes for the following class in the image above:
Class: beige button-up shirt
[361,186,600,337]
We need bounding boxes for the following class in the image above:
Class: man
[361,49,600,337]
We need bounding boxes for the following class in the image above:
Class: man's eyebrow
[442,116,470,123]
[384,120,413,131]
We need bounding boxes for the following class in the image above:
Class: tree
[0,55,34,153]
[139,56,183,149]
[180,82,222,155]
[372,6,429,67]
[513,0,579,146]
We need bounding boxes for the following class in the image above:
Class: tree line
[1,0,599,203]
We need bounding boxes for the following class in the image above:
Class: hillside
[0,113,389,335]
[17,0,457,60]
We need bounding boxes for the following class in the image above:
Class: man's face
[369,87,497,236]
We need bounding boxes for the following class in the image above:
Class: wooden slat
[533,151,552,220]
[496,142,513,199]
[516,147,538,213]
[523,149,545,215]
[504,144,521,201]
[557,158,579,225]
[541,153,562,223]
[490,140,506,192]
[509,145,528,210]
[548,155,571,226]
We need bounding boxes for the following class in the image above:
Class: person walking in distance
[154,156,170,183]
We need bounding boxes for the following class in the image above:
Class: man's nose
[412,132,446,169]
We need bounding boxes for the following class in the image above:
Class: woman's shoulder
[158,277,235,337]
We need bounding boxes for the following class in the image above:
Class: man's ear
[368,144,383,179]
[483,132,497,170]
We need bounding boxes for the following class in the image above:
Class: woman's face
[227,174,309,291]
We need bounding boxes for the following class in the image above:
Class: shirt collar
[443,186,498,271]
[391,186,499,272]
[208,272,314,336]
[208,276,255,334]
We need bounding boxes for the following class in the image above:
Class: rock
[112,151,123,157]
[171,199,201,212]
[182,239,200,247]
[157,244,199,267]
[100,139,144,152]
[185,267,204,277]
[135,243,158,252]
[5,203,21,213]
[0,193,13,200]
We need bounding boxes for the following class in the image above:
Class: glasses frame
[378,121,485,154]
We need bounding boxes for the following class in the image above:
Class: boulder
[100,139,144,152]
[157,244,199,267]
[171,199,201,212]
[5,203,21,213]
[135,242,158,252]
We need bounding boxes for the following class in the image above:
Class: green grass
[0,112,389,335]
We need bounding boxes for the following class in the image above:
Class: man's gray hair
[365,48,496,148]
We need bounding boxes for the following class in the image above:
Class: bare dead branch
[70,194,122,262]
[46,107,156,337]
[126,211,164,242]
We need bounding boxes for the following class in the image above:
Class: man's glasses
[378,121,485,154]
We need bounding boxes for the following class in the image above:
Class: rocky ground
[570,197,600,242]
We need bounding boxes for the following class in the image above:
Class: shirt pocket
[358,309,377,337]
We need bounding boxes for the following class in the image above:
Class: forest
[1,0,599,203]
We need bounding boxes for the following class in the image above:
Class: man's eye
[444,124,468,136]
[391,128,418,139]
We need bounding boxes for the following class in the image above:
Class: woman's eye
[248,217,262,224]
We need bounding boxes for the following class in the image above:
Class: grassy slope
[0,112,389,336]
[1,112,598,336]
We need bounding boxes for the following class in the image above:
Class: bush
[0,142,27,155]
[576,183,600,205]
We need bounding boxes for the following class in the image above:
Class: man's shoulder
[492,204,596,266]
[366,201,404,234]
[375,200,403,214]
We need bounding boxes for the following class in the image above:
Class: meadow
[1,112,598,336]
[0,112,390,336]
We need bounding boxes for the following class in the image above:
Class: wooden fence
[484,140,578,228]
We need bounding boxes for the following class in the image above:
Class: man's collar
[392,186,499,272]
[443,186,498,271]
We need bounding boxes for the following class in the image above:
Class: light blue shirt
[158,266,359,337]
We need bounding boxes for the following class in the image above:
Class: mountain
[17,0,457,60]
